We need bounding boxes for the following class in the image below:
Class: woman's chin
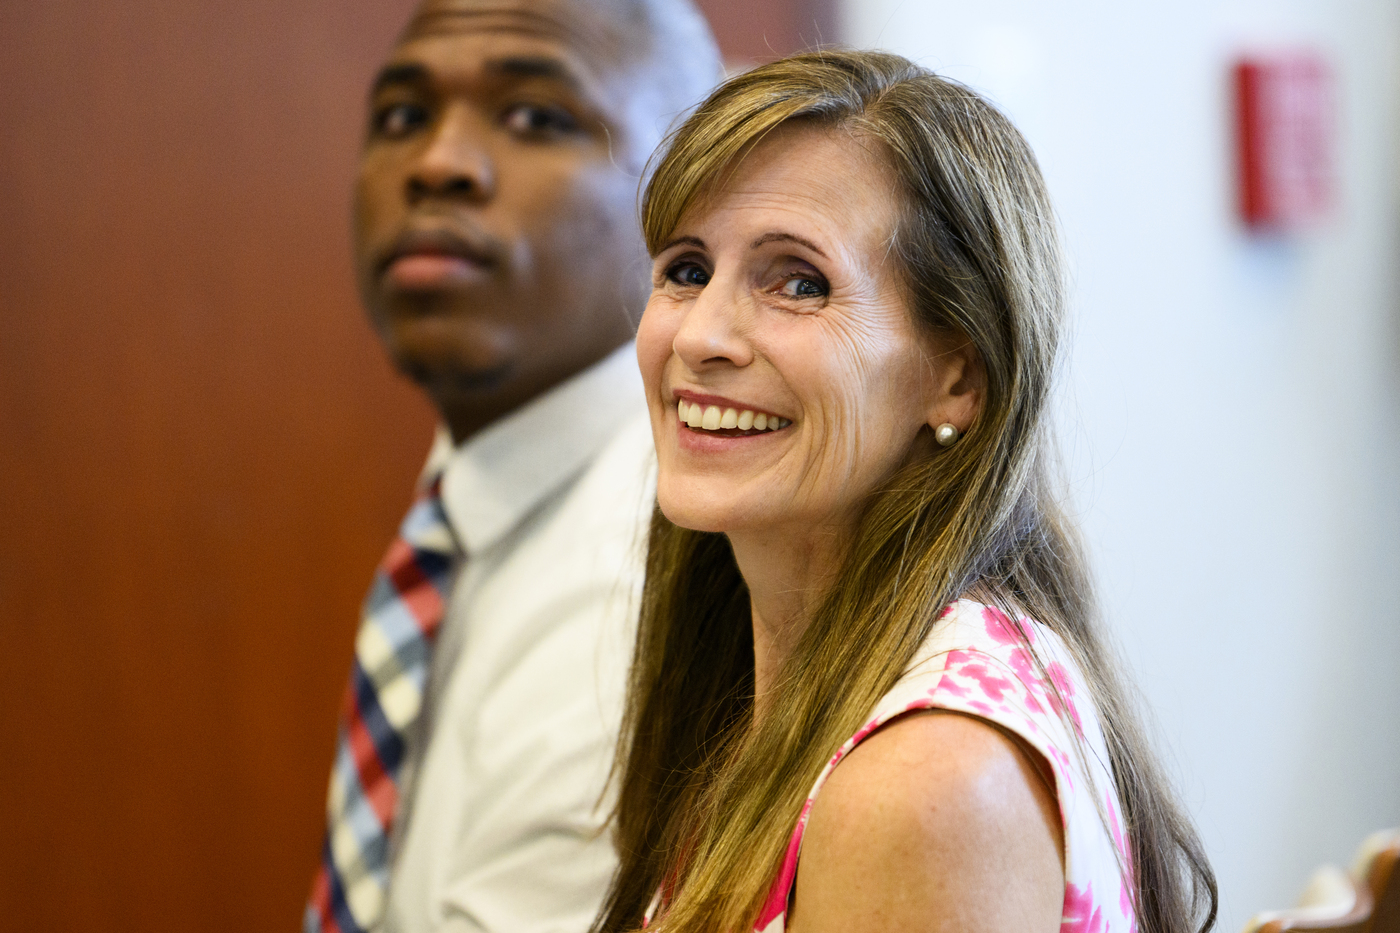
[656,497,733,534]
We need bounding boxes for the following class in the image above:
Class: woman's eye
[666,262,711,288]
[373,103,429,139]
[502,103,580,137]
[779,275,828,299]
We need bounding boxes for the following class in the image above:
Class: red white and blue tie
[305,476,462,933]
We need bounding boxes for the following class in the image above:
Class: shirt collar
[420,341,645,555]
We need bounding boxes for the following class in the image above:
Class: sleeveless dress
[645,599,1138,933]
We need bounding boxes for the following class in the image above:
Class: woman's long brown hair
[596,48,1217,933]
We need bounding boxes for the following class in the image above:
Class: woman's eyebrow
[751,232,827,258]
[657,235,707,254]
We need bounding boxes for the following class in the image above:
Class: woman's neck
[728,523,845,725]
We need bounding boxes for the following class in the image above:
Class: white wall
[839,0,1400,928]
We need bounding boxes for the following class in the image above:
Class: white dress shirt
[383,343,655,933]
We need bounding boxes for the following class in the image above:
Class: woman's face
[638,123,965,541]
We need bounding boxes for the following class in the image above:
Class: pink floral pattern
[751,600,1136,933]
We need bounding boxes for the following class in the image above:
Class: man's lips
[378,227,501,290]
[386,254,482,289]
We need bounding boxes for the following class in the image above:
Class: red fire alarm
[1233,52,1333,229]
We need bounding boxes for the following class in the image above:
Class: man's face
[355,0,654,440]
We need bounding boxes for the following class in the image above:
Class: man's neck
[434,342,633,446]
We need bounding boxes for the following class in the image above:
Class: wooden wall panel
[0,1,836,929]
[0,1,427,928]
[697,0,838,63]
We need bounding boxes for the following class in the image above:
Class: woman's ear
[923,338,985,434]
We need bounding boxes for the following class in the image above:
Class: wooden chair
[1242,829,1400,933]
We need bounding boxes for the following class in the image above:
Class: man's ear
[923,338,985,434]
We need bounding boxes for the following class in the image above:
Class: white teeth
[677,399,789,433]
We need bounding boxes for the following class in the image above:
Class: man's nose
[672,278,754,371]
[406,107,496,204]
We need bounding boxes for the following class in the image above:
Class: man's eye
[666,262,711,287]
[501,103,580,137]
[373,103,429,139]
[779,275,827,299]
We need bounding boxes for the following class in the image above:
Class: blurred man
[305,2,720,931]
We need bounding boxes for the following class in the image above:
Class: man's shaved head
[596,0,724,132]
[402,0,722,166]
[355,0,721,442]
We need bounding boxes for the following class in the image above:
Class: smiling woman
[597,50,1219,933]
[639,123,976,589]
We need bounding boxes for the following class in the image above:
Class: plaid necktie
[305,476,462,933]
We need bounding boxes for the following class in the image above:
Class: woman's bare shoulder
[788,709,1065,933]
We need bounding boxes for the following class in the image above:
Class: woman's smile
[672,391,793,457]
[676,396,792,435]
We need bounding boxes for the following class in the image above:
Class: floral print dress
[754,599,1137,932]
[647,599,1138,932]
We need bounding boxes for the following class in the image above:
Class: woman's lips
[677,398,791,433]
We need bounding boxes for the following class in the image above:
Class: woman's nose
[405,107,496,205]
[671,280,754,371]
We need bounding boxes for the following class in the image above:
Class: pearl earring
[934,423,960,447]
